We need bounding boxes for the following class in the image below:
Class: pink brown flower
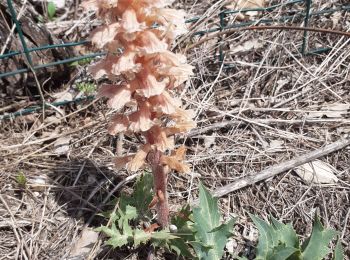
[83,0,195,227]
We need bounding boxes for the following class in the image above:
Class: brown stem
[146,149,169,227]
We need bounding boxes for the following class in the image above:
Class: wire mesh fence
[1,0,350,120]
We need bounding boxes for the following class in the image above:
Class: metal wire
[0,95,95,120]
[1,0,349,79]
[0,52,106,78]
[0,0,349,120]
[0,40,89,59]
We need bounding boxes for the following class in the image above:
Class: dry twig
[209,138,350,199]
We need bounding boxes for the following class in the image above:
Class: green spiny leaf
[125,205,138,220]
[105,231,129,248]
[168,238,194,258]
[267,244,298,260]
[171,205,195,242]
[133,229,151,246]
[111,222,119,234]
[189,240,212,257]
[333,239,344,260]
[116,205,137,236]
[117,208,125,230]
[148,228,192,257]
[172,205,192,229]
[301,216,337,260]
[209,219,235,237]
[192,182,235,260]
[270,216,299,248]
[95,226,115,238]
[151,230,178,241]
[110,211,119,222]
[97,205,136,248]
[120,172,153,218]
[249,214,276,259]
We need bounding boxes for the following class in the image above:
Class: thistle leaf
[301,216,337,260]
[192,182,235,260]
[106,231,129,248]
[270,216,299,248]
[125,205,138,220]
[96,226,129,248]
[190,240,213,257]
[151,230,178,241]
[95,226,115,238]
[168,238,194,258]
[250,214,276,259]
[268,245,298,260]
[171,205,194,241]
[250,215,302,260]
[333,239,344,260]
[120,172,153,218]
[133,229,151,246]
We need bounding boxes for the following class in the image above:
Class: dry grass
[1,0,350,259]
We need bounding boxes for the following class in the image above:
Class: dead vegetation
[0,0,350,259]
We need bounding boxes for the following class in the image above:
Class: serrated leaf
[270,216,299,248]
[268,244,298,260]
[95,226,115,237]
[209,219,235,237]
[120,173,153,218]
[133,229,151,246]
[110,211,119,222]
[125,205,137,220]
[123,221,133,237]
[333,239,344,260]
[117,206,136,237]
[192,182,235,260]
[301,216,337,260]
[151,230,178,241]
[172,205,192,229]
[105,232,129,248]
[151,230,179,249]
[47,2,56,20]
[97,225,129,248]
[250,214,276,259]
[250,215,303,260]
[189,240,213,256]
[171,205,195,242]
[168,238,194,258]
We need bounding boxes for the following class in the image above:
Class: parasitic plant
[82,0,195,227]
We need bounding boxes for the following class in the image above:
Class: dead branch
[191,137,350,205]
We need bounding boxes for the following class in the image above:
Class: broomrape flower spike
[82,0,195,227]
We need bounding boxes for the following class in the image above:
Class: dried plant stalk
[83,0,195,226]
[147,149,169,227]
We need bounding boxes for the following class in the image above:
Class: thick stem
[147,149,169,227]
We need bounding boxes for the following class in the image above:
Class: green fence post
[7,0,34,66]
[301,0,312,55]
[218,12,226,65]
